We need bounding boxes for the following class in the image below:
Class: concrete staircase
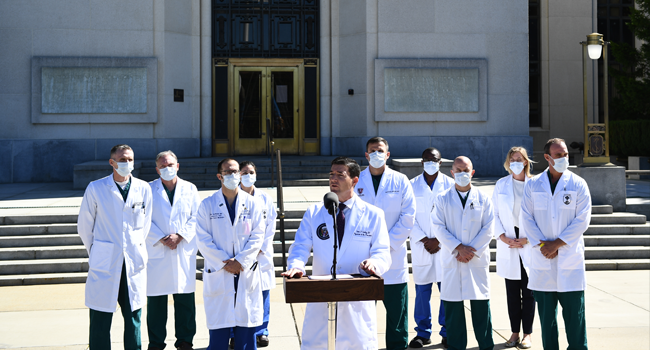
[0,205,648,286]
[136,156,369,188]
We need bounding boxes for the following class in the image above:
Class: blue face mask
[509,162,525,175]
[454,172,471,187]
[222,173,240,190]
[115,161,134,177]
[423,161,440,175]
[368,151,386,168]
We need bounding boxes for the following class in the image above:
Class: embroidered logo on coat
[316,223,330,240]
[358,188,363,195]
[563,194,572,205]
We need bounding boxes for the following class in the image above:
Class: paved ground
[0,178,649,349]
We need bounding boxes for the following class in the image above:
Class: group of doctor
[78,145,277,350]
[283,136,591,350]
[78,135,592,350]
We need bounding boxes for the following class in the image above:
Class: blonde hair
[503,146,534,178]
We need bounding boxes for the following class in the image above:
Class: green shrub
[609,120,650,156]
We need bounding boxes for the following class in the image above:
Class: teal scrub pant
[89,262,142,350]
[383,283,409,350]
[147,292,196,349]
[534,290,588,350]
[443,299,494,350]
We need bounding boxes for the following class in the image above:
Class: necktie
[337,203,346,248]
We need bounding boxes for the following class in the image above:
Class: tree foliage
[610,0,650,121]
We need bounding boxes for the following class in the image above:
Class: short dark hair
[239,160,256,172]
[422,147,441,161]
[110,144,132,158]
[331,156,361,179]
[543,138,566,155]
[217,158,238,173]
[366,137,389,152]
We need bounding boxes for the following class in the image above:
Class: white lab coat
[409,172,455,285]
[287,194,391,350]
[77,175,153,313]
[146,178,201,296]
[432,187,494,302]
[251,188,278,291]
[520,169,592,292]
[195,189,265,330]
[355,167,416,284]
[492,175,532,280]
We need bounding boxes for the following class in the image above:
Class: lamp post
[580,33,612,165]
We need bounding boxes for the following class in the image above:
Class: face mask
[115,161,134,177]
[509,162,525,175]
[551,156,569,173]
[241,174,256,188]
[454,171,471,187]
[368,151,386,168]
[222,173,240,190]
[423,161,439,175]
[159,166,177,181]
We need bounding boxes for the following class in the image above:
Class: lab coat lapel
[377,167,392,196]
[359,168,375,202]
[215,190,231,225]
[540,169,553,196]
[503,176,515,214]
[556,170,572,195]
[338,199,364,257]
[430,174,442,196]
[466,188,480,211]
[158,180,171,208]
[104,176,127,219]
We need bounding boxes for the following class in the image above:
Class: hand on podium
[359,259,377,276]
[282,268,304,278]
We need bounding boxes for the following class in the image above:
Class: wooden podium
[284,274,384,350]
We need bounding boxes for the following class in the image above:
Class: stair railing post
[276,149,287,271]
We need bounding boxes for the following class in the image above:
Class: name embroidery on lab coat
[385,189,399,194]
[353,230,372,237]
[210,212,225,219]
[563,194,572,205]
[316,223,330,240]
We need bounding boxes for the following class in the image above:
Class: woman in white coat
[239,160,277,347]
[492,147,535,349]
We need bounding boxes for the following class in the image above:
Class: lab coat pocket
[133,207,145,229]
[533,193,548,211]
[441,249,457,268]
[203,268,229,297]
[245,267,261,292]
[148,241,165,259]
[131,236,147,273]
[469,205,483,221]
[415,196,429,214]
[558,244,584,270]
[531,245,551,270]
[237,219,252,237]
[89,240,114,273]
[559,191,577,211]
[410,240,432,266]
[468,252,489,268]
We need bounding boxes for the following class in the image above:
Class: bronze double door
[233,64,300,155]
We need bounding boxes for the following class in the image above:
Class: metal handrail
[276,149,287,271]
[267,118,275,187]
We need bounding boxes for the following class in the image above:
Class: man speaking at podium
[282,157,391,350]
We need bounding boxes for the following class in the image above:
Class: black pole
[277,149,286,271]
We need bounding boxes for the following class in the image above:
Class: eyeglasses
[220,169,239,175]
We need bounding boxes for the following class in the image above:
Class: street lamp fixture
[580,32,612,165]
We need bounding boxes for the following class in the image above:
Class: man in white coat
[431,156,494,350]
[408,147,455,349]
[146,151,201,350]
[355,137,416,350]
[520,138,592,350]
[195,158,266,350]
[282,156,392,350]
[78,144,153,350]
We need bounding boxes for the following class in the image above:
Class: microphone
[323,192,339,215]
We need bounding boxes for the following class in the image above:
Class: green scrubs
[534,290,588,350]
[443,300,494,350]
[383,283,409,350]
[147,293,196,349]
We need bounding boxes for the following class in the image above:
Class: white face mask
[454,171,471,187]
[509,162,525,175]
[115,161,134,177]
[423,161,440,176]
[241,173,256,188]
[222,173,241,190]
[159,166,177,181]
[368,151,387,168]
[551,156,569,173]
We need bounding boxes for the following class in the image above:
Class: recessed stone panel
[41,67,147,114]
[384,68,479,113]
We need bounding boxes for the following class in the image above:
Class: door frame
[228,58,305,155]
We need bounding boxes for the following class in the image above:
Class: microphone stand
[329,202,338,281]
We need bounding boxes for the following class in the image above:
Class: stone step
[0,223,78,236]
[585,223,650,235]
[0,214,78,226]
[0,246,88,260]
[592,205,614,214]
[0,234,82,248]
[0,256,205,276]
[590,213,647,225]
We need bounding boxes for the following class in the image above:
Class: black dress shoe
[257,335,270,347]
[441,337,448,348]
[409,336,431,348]
[229,338,234,349]
[176,341,194,350]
